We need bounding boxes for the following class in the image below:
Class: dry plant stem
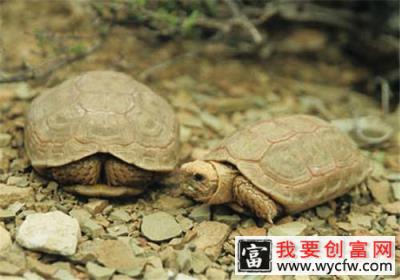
[223,0,263,45]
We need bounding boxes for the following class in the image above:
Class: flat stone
[84,199,109,215]
[316,206,334,219]
[206,267,226,280]
[69,209,92,222]
[0,208,15,220]
[23,272,45,280]
[107,224,129,237]
[383,201,400,214]
[112,276,134,280]
[95,240,138,270]
[191,251,211,274]
[141,211,182,241]
[81,218,105,238]
[86,262,115,280]
[0,226,12,253]
[367,180,391,204]
[175,273,197,280]
[191,221,231,261]
[0,133,12,147]
[268,221,307,236]
[0,260,23,275]
[176,249,192,272]
[53,268,76,280]
[109,209,131,222]
[6,176,29,188]
[154,195,193,210]
[16,211,80,256]
[391,182,400,200]
[143,268,168,280]
[188,204,210,222]
[0,184,33,208]
[348,213,372,229]
[176,216,193,232]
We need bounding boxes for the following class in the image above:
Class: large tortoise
[25,71,179,197]
[181,115,370,222]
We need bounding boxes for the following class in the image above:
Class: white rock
[16,211,80,256]
[0,226,11,253]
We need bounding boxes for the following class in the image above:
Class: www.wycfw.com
[276,259,393,275]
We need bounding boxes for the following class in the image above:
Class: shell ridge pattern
[204,115,368,211]
[25,71,179,170]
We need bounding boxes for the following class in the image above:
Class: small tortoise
[25,71,179,197]
[181,115,370,222]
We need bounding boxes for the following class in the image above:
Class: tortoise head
[180,160,236,204]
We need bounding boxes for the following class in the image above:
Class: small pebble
[189,204,210,222]
[86,262,115,280]
[268,221,307,236]
[109,209,131,223]
[141,211,182,242]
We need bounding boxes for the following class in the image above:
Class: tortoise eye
[193,173,205,182]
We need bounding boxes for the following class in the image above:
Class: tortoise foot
[233,175,281,223]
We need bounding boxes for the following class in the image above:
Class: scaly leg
[104,157,155,187]
[232,175,281,223]
[51,155,101,185]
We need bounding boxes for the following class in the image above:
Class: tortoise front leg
[232,175,281,223]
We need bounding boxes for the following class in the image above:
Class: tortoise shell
[204,115,370,213]
[25,71,179,172]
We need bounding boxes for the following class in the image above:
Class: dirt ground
[0,1,399,280]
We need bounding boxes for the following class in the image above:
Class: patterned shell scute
[205,115,370,213]
[25,71,179,171]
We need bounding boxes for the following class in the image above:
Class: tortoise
[25,71,179,197]
[181,115,370,222]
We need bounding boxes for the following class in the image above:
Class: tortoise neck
[207,161,238,204]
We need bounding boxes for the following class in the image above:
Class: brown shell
[205,115,370,213]
[25,71,179,171]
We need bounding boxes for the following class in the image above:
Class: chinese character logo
[237,239,272,273]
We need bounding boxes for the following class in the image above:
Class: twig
[223,0,263,45]
[0,28,108,83]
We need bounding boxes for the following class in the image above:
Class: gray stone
[188,204,210,222]
[86,262,115,280]
[192,251,212,274]
[191,221,231,261]
[23,272,45,280]
[107,224,129,237]
[6,176,29,187]
[109,209,131,223]
[141,212,182,241]
[316,206,334,219]
[81,218,104,238]
[16,211,80,256]
[268,221,307,236]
